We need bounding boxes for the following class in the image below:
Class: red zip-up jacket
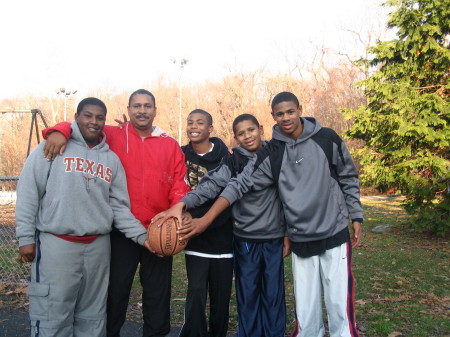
[43,122,190,228]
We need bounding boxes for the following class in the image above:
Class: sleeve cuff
[136,233,147,246]
[19,237,36,247]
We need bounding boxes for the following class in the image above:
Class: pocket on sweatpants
[28,282,50,320]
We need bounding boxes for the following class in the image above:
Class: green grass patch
[352,197,449,337]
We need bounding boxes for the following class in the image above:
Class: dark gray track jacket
[220,117,363,243]
[182,142,286,241]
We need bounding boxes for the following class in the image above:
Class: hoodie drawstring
[83,145,99,193]
[126,123,129,154]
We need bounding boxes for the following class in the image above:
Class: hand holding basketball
[147,217,188,256]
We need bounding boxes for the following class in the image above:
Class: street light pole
[170,58,188,145]
[179,80,182,145]
[56,88,77,121]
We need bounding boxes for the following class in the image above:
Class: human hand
[351,221,362,248]
[151,202,186,229]
[282,236,291,258]
[43,131,67,161]
[143,238,165,258]
[177,217,209,241]
[18,244,36,263]
[181,211,192,225]
[114,114,128,128]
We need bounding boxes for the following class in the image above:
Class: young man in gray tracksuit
[155,92,363,337]
[16,97,148,337]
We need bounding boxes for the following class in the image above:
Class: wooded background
[0,48,368,179]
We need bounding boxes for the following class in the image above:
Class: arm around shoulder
[42,122,72,160]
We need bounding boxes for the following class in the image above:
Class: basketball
[147,217,188,256]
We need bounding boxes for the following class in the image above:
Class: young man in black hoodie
[175,114,290,337]
[179,109,233,337]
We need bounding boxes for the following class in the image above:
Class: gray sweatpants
[28,232,110,337]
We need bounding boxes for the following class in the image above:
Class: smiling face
[234,119,264,154]
[186,112,213,144]
[127,93,157,136]
[75,104,106,146]
[271,101,303,139]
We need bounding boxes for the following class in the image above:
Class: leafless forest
[0,50,370,181]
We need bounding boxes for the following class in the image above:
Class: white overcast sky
[0,0,390,100]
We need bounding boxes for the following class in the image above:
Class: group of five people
[16,89,362,337]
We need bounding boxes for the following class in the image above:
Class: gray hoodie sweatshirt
[220,117,363,243]
[16,121,147,247]
[182,142,286,240]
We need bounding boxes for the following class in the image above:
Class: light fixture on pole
[56,88,77,121]
[170,57,189,145]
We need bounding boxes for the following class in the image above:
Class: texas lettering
[63,157,112,183]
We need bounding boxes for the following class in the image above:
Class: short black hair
[232,114,260,135]
[188,109,213,126]
[271,92,301,110]
[128,89,156,106]
[76,97,107,115]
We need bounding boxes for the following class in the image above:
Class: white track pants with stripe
[290,242,360,337]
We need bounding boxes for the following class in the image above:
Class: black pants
[106,230,173,337]
[178,254,234,337]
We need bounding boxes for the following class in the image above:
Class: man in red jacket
[43,89,190,337]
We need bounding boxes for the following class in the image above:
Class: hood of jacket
[232,140,269,159]
[71,120,109,152]
[123,123,168,153]
[182,137,229,165]
[272,117,322,144]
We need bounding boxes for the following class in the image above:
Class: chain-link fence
[0,177,30,285]
[0,109,48,285]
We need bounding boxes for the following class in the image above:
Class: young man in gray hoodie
[16,97,149,337]
[154,92,363,337]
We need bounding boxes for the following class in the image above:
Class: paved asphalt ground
[0,307,238,337]
[0,307,184,337]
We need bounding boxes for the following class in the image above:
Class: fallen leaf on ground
[388,332,402,337]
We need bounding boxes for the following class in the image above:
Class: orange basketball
[147,217,188,256]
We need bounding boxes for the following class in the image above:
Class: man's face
[234,120,263,154]
[75,104,106,146]
[186,112,213,144]
[127,94,157,133]
[271,101,302,139]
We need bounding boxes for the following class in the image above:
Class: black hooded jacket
[181,137,233,254]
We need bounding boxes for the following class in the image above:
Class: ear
[208,124,214,134]
[74,113,78,121]
[298,105,302,115]
[271,111,276,121]
[259,125,264,136]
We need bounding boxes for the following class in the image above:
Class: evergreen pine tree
[345,0,450,234]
